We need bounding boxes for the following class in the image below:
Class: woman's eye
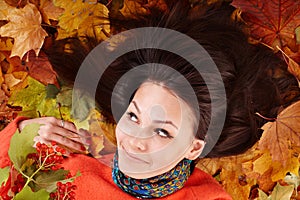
[154,128,173,139]
[127,112,139,123]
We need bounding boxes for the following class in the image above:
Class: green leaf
[46,84,60,99]
[271,183,294,200]
[14,186,49,200]
[56,86,72,107]
[0,167,10,185]
[34,169,69,192]
[71,90,97,121]
[8,76,46,118]
[8,123,40,171]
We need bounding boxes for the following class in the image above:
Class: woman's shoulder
[177,168,233,200]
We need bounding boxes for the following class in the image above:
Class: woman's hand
[18,117,90,154]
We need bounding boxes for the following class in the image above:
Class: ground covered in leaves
[0,0,300,199]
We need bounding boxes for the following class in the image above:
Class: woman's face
[116,82,204,179]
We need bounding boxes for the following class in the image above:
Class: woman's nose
[128,136,147,152]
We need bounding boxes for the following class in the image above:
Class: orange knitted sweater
[0,118,232,200]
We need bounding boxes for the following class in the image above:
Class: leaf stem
[255,112,277,121]
[23,153,52,189]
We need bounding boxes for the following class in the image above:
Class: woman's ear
[185,139,205,160]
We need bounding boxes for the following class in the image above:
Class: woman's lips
[122,147,150,164]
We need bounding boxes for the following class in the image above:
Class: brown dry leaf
[4,0,27,7]
[87,110,106,158]
[120,0,149,18]
[277,46,300,86]
[4,51,58,87]
[0,88,17,130]
[0,67,20,129]
[39,0,64,24]
[258,100,300,166]
[0,3,48,58]
[76,109,116,159]
[147,0,167,11]
[119,0,167,19]
[0,38,13,52]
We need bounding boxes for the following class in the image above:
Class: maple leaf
[231,0,300,50]
[77,9,110,41]
[54,0,109,34]
[39,0,64,24]
[0,0,13,20]
[258,100,300,166]
[197,144,259,199]
[0,3,48,58]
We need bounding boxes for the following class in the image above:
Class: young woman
[1,2,299,199]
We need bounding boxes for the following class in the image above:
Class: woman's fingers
[19,117,89,153]
[38,121,87,152]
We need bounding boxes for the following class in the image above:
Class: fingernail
[80,145,86,151]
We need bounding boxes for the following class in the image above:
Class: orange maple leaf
[258,100,300,166]
[231,0,300,50]
[39,0,64,24]
[0,3,48,58]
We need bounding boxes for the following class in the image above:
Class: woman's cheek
[115,125,125,146]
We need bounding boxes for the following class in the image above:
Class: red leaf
[231,0,300,49]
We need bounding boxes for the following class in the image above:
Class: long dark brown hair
[45,1,300,158]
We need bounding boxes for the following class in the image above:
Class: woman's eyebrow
[132,100,178,130]
[132,101,141,114]
[153,120,178,130]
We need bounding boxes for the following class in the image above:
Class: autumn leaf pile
[0,0,300,199]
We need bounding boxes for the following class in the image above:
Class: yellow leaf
[54,0,108,33]
[270,150,299,181]
[39,0,64,24]
[258,100,300,166]
[0,38,14,51]
[253,152,272,175]
[197,144,259,199]
[252,150,299,182]
[77,6,110,41]
[220,155,256,200]
[0,3,48,58]
[55,27,77,40]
